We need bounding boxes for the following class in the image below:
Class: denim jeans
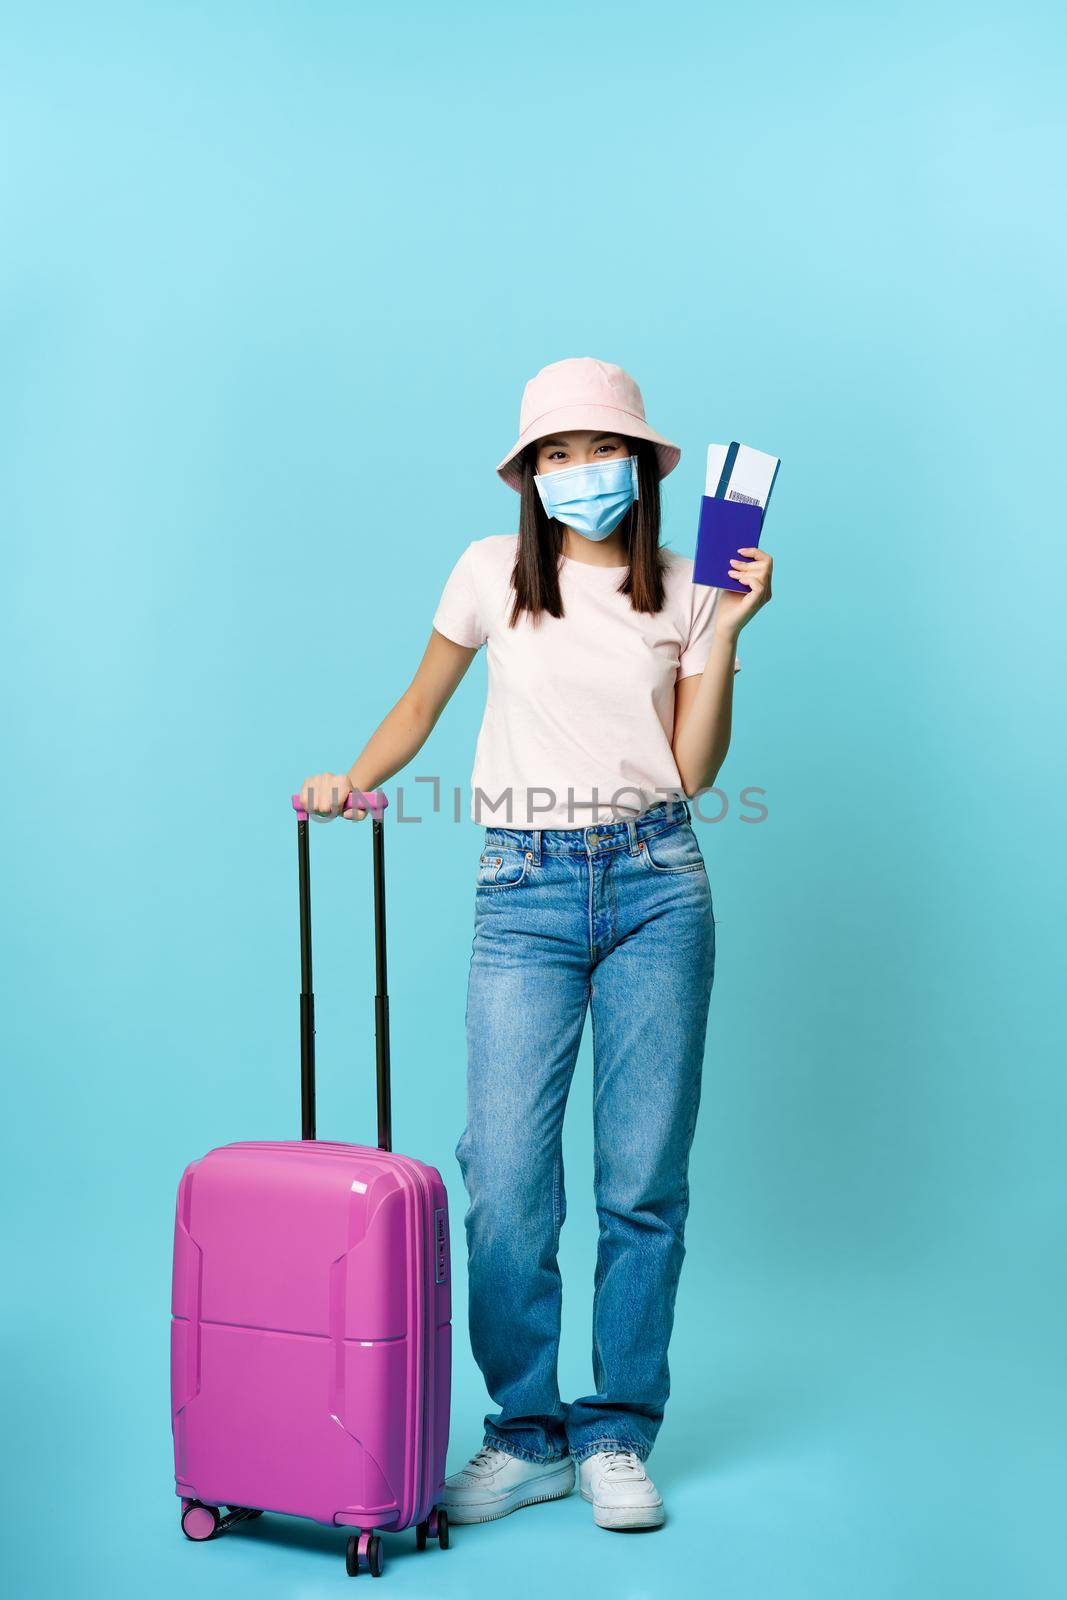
[455,799,717,1465]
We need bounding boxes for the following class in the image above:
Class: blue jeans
[455,800,717,1465]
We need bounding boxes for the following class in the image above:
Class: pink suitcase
[170,790,452,1578]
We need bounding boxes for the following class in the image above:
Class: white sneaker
[442,1443,575,1524]
[579,1449,665,1530]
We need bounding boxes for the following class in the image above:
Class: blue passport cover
[693,496,764,592]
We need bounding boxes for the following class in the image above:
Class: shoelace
[468,1445,503,1472]
[600,1450,642,1475]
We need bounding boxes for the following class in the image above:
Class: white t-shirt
[432,534,740,828]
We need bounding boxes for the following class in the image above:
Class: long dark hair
[508,436,667,626]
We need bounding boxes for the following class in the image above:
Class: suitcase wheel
[346,1531,385,1578]
[181,1500,221,1541]
[427,1507,450,1549]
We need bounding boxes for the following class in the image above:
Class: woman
[299,357,773,1533]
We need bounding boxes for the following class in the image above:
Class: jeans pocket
[639,824,707,875]
[476,847,532,891]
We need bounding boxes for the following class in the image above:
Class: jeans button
[587,832,600,847]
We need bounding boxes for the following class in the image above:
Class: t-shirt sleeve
[432,541,487,649]
[678,583,742,679]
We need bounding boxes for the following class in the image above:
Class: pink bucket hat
[495,356,682,492]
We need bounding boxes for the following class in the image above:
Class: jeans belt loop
[532,828,542,864]
[626,819,638,856]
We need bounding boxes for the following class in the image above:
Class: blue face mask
[534,454,639,540]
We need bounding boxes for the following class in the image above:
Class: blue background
[4,3,1064,1596]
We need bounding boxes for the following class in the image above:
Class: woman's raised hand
[717,546,774,636]
[298,772,366,822]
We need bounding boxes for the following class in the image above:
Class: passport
[693,496,764,592]
[694,441,780,591]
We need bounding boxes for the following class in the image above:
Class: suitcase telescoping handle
[289,789,391,1150]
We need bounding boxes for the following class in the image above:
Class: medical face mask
[533,454,640,540]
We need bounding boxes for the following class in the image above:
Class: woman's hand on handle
[298,772,366,822]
